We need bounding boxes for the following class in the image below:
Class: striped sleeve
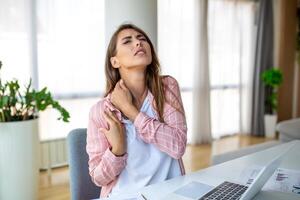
[86,102,127,187]
[134,76,187,159]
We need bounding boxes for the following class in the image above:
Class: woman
[87,23,187,198]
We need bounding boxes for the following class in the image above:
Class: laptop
[156,142,295,200]
[199,153,282,200]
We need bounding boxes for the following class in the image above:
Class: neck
[119,68,147,108]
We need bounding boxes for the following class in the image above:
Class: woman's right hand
[100,110,126,156]
[111,80,133,112]
[111,80,139,121]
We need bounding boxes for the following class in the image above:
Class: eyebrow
[121,36,132,41]
[121,34,145,41]
[136,34,145,39]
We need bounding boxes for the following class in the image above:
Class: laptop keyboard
[199,181,248,200]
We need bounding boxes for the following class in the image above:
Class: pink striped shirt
[86,76,187,198]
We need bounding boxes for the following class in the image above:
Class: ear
[110,57,120,68]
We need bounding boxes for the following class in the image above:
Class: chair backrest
[67,128,101,200]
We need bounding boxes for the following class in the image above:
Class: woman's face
[111,28,152,70]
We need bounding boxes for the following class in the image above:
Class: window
[208,0,256,138]
[37,0,105,96]
[158,0,256,140]
[36,0,105,140]
[0,0,105,140]
[0,1,32,84]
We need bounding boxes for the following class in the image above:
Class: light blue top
[109,94,181,197]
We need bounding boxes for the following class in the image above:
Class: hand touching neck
[119,69,147,109]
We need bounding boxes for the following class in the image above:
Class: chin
[132,58,152,68]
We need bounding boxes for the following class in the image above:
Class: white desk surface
[109,140,300,200]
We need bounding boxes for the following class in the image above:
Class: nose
[135,39,142,47]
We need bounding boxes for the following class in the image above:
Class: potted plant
[0,61,70,200]
[261,68,283,138]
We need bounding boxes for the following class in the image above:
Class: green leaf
[0,95,9,108]
[261,68,283,87]
[261,68,283,114]
[0,61,70,122]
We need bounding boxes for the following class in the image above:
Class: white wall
[105,0,157,49]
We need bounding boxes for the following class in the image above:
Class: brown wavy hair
[104,23,165,122]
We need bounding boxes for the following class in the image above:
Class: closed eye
[137,35,147,41]
[123,40,131,44]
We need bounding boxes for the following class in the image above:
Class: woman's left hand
[111,80,139,120]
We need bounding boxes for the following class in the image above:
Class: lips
[134,48,146,56]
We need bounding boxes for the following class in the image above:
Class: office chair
[67,128,101,200]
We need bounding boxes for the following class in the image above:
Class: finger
[99,128,108,134]
[115,81,121,89]
[108,110,120,124]
[114,82,122,93]
[119,79,128,91]
[100,128,112,144]
[102,111,114,125]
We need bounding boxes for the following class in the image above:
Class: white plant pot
[264,114,277,138]
[0,119,39,200]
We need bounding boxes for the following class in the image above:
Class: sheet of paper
[239,166,300,196]
[264,168,300,195]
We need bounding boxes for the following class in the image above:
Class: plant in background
[261,68,283,115]
[0,61,70,122]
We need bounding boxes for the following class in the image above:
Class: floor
[38,134,272,200]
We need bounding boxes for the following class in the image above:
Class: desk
[110,140,300,200]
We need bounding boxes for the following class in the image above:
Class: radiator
[40,138,68,170]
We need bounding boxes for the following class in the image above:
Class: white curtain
[0,0,32,85]
[158,0,212,144]
[36,0,105,95]
[0,0,105,140]
[192,0,212,144]
[208,0,256,138]
[158,0,256,142]
[0,0,105,96]
[157,0,195,88]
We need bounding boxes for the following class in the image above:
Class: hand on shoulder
[111,80,139,121]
